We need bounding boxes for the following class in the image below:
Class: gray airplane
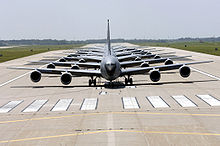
[10,20,212,86]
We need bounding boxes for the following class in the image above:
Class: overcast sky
[0,0,219,40]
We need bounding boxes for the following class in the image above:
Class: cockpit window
[105,61,116,75]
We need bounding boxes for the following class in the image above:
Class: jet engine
[79,58,86,63]
[140,62,149,67]
[59,58,66,62]
[154,55,161,59]
[71,65,80,69]
[179,65,191,78]
[149,70,161,82]
[164,59,173,65]
[47,63,55,69]
[61,72,72,85]
[134,56,141,61]
[30,70,41,83]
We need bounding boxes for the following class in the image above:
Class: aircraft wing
[117,54,136,61]
[9,67,102,77]
[64,55,102,62]
[30,61,100,68]
[120,61,212,76]
[120,55,191,68]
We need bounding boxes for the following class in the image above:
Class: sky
[0,0,220,40]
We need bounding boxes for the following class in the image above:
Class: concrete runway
[0,43,220,145]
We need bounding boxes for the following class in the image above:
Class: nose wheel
[89,78,96,87]
[125,76,133,85]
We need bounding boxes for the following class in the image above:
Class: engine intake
[59,58,66,62]
[149,70,161,82]
[47,63,55,69]
[134,56,141,61]
[179,65,191,78]
[140,62,149,67]
[79,58,86,63]
[154,55,161,59]
[30,70,41,83]
[61,72,72,85]
[71,65,80,69]
[164,59,173,65]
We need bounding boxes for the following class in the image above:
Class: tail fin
[107,19,111,55]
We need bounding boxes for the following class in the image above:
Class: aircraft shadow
[11,79,217,89]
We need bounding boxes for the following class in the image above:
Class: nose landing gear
[89,77,96,87]
[125,76,133,85]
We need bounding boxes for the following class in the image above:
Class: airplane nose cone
[105,61,116,75]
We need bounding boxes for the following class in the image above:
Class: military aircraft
[10,20,212,86]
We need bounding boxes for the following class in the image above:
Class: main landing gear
[125,76,133,85]
[89,77,96,87]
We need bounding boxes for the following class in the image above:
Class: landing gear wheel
[93,79,96,86]
[125,78,128,85]
[129,78,133,85]
[89,79,92,87]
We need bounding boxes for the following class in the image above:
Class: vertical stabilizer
[107,19,111,55]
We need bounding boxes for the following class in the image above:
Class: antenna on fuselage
[107,19,111,55]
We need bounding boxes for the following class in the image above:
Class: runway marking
[197,95,220,106]
[1,111,220,124]
[147,96,169,108]
[99,91,107,95]
[51,99,73,112]
[1,129,220,143]
[122,97,140,109]
[172,95,197,107]
[191,67,220,80]
[0,71,31,87]
[0,100,23,113]
[0,59,53,88]
[80,98,98,110]
[23,100,48,112]
[126,86,136,88]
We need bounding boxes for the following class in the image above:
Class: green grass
[135,42,220,56]
[0,44,84,63]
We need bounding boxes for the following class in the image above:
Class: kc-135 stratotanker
[10,20,212,86]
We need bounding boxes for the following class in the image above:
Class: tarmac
[0,43,220,146]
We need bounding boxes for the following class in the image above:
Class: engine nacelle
[164,59,173,65]
[47,63,55,69]
[140,62,149,67]
[149,70,161,82]
[79,58,86,63]
[71,65,80,70]
[61,72,72,85]
[30,70,41,83]
[134,56,141,61]
[154,55,161,59]
[59,58,66,62]
[179,65,191,78]
[67,54,73,57]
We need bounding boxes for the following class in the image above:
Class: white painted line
[126,86,136,88]
[0,58,58,88]
[197,95,220,106]
[122,97,140,109]
[99,91,107,95]
[172,95,196,107]
[192,67,220,80]
[51,99,73,111]
[0,72,30,87]
[80,98,98,110]
[0,100,23,113]
[23,99,48,112]
[147,96,169,108]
